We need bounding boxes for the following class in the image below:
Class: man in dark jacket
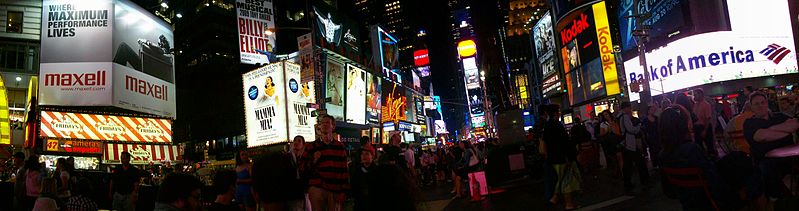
[350,149,377,211]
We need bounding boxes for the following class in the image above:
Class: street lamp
[15,76,21,82]
[160,2,168,9]
[176,13,182,18]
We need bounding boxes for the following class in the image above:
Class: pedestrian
[163,161,174,176]
[778,96,797,118]
[643,103,662,168]
[736,86,754,112]
[540,104,580,210]
[251,151,307,211]
[307,114,350,211]
[64,178,99,211]
[743,91,799,210]
[659,105,738,210]
[33,177,60,211]
[619,102,650,192]
[435,148,448,183]
[12,152,27,210]
[571,116,597,174]
[693,89,717,158]
[207,170,238,211]
[235,152,256,211]
[381,132,408,169]
[288,135,310,211]
[367,164,420,211]
[350,148,377,211]
[401,142,416,177]
[24,155,42,211]
[598,110,623,177]
[450,141,467,199]
[154,173,204,211]
[55,157,73,200]
[359,135,376,158]
[110,151,140,211]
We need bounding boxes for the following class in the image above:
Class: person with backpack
[619,102,650,192]
[598,110,623,177]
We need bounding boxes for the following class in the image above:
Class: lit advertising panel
[0,76,9,144]
[556,1,619,105]
[371,26,400,75]
[104,143,179,164]
[367,72,381,124]
[325,60,345,120]
[412,70,421,91]
[625,0,797,101]
[533,12,555,61]
[40,111,173,142]
[243,62,288,147]
[285,62,316,141]
[471,116,486,128]
[418,66,431,77]
[406,90,417,122]
[415,96,425,123]
[40,0,176,118]
[414,49,430,66]
[541,58,556,77]
[314,3,361,61]
[463,57,480,89]
[345,64,367,125]
[296,33,316,104]
[435,120,448,134]
[45,139,102,154]
[468,88,484,116]
[236,0,276,65]
[458,40,477,58]
[41,155,99,170]
[381,82,407,123]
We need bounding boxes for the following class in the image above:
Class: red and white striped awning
[104,143,179,164]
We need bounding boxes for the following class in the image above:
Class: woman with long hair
[55,158,72,200]
[598,110,623,177]
[660,105,736,210]
[33,177,60,211]
[24,155,43,210]
[235,152,256,211]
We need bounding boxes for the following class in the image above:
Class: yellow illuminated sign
[457,40,477,58]
[0,76,10,144]
[592,1,620,95]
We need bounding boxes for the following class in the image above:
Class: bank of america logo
[759,44,792,64]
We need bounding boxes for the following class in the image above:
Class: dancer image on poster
[261,76,279,105]
[327,64,343,106]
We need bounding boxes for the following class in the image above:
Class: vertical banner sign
[297,33,315,103]
[0,76,9,144]
[366,72,381,125]
[345,65,366,125]
[236,0,275,65]
[285,62,316,141]
[243,62,288,147]
[325,60,345,120]
[592,1,619,95]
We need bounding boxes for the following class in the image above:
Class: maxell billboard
[40,0,176,118]
[236,0,276,65]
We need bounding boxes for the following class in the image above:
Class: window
[6,12,23,33]
[0,43,39,73]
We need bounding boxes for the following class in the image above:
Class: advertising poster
[243,63,288,147]
[468,88,485,116]
[236,0,276,65]
[297,33,316,104]
[406,90,417,122]
[113,1,175,84]
[113,63,176,118]
[39,111,173,142]
[371,26,400,74]
[0,76,8,144]
[566,68,586,105]
[381,82,407,123]
[625,0,797,101]
[313,3,361,61]
[435,120,448,134]
[367,72,381,124]
[41,0,114,63]
[463,57,480,88]
[325,60,345,120]
[40,155,99,170]
[285,62,316,141]
[542,74,562,95]
[412,70,421,91]
[45,139,102,154]
[541,58,556,77]
[582,59,606,101]
[104,143,180,164]
[533,12,555,61]
[345,64,366,125]
[415,97,426,124]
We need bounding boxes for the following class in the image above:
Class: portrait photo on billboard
[561,40,580,73]
[325,60,345,120]
[557,3,601,67]
[314,3,361,60]
[346,65,367,124]
[566,68,586,105]
[367,72,382,124]
[113,0,175,83]
[380,30,399,70]
[533,12,555,61]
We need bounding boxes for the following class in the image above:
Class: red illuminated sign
[45,139,103,154]
[414,49,429,66]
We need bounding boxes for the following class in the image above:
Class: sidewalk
[419,167,682,211]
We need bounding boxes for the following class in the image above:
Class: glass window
[6,12,23,33]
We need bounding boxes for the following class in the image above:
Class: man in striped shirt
[308,114,350,211]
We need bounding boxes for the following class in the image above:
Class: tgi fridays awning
[104,143,179,164]
[40,111,172,143]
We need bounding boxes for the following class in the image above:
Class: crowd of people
[10,153,99,211]
[529,86,799,210]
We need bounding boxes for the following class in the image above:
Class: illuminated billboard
[243,62,288,147]
[458,40,477,58]
[556,1,619,105]
[40,0,176,118]
[381,82,407,123]
[626,0,797,101]
[314,3,362,61]
[463,57,480,89]
[367,72,381,124]
[40,111,172,142]
[285,62,316,142]
[371,26,400,75]
[45,139,102,154]
[104,143,180,164]
[346,65,367,125]
[533,12,555,62]
[414,49,430,67]
[325,60,345,120]
[236,0,276,65]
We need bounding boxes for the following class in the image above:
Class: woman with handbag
[543,104,581,210]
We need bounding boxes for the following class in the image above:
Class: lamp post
[628,0,652,118]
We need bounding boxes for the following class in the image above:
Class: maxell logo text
[44,70,106,86]
[125,76,168,101]
[560,13,589,46]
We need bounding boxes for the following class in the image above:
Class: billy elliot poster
[243,62,287,147]
[236,0,276,65]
